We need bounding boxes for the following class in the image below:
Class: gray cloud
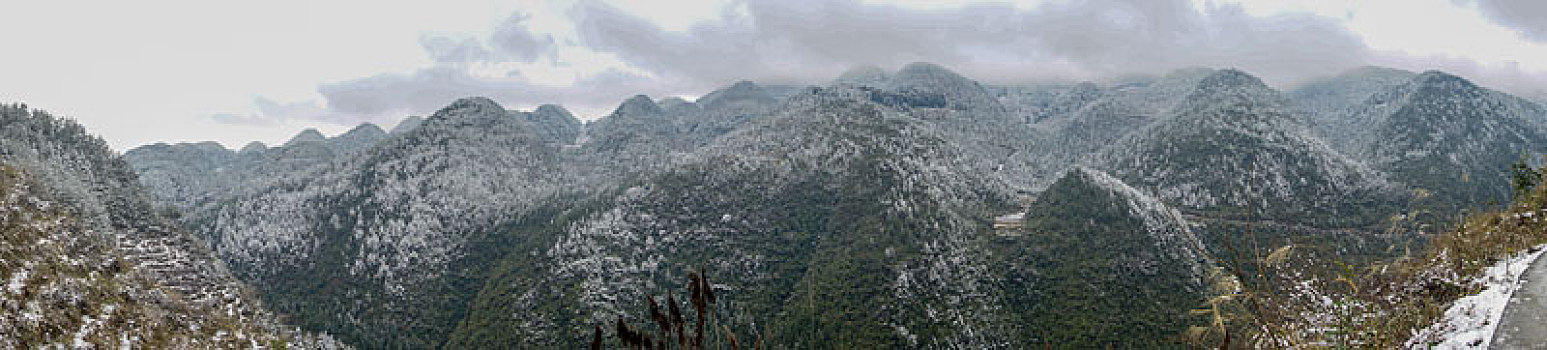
[315,65,704,122]
[419,35,491,64]
[1471,0,1547,42]
[571,0,1372,86]
[489,13,557,62]
[318,66,510,117]
[420,12,555,64]
[1371,52,1547,100]
[209,97,332,126]
[244,0,1546,128]
[261,0,1379,126]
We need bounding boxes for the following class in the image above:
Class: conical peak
[390,116,424,134]
[614,95,663,116]
[534,104,572,118]
[185,141,228,152]
[698,81,775,111]
[833,65,890,86]
[726,80,760,91]
[884,62,1005,113]
[701,81,767,99]
[890,62,972,88]
[526,104,579,126]
[1177,68,1284,109]
[657,97,700,114]
[657,97,693,108]
[896,62,955,76]
[342,123,385,137]
[1040,167,1169,223]
[434,97,507,120]
[1059,167,1127,194]
[1411,70,1477,91]
[238,141,268,154]
[286,128,326,145]
[1196,69,1269,92]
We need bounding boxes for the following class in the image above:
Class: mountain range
[5,62,1544,348]
[0,104,345,348]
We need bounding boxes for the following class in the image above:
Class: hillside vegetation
[1197,159,1547,348]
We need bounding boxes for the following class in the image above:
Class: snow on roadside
[1406,244,1547,349]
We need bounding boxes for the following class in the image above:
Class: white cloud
[300,0,1378,130]
[3,0,1546,150]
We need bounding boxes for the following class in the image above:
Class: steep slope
[1011,69,1216,191]
[388,115,425,135]
[120,141,235,211]
[991,82,1101,124]
[831,65,889,87]
[3,104,244,307]
[886,62,1005,115]
[575,95,685,173]
[448,86,1013,348]
[287,128,326,145]
[573,81,787,177]
[680,81,780,145]
[185,97,561,347]
[1288,66,1416,154]
[521,104,582,145]
[1361,71,1547,214]
[658,96,701,115]
[1288,68,1547,217]
[126,122,392,213]
[1095,69,1396,228]
[990,167,1210,347]
[0,103,341,348]
[327,123,387,154]
[184,97,564,348]
[860,63,1048,198]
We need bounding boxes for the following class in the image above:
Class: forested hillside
[0,104,344,348]
[112,64,1547,348]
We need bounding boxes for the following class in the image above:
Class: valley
[5,63,1541,347]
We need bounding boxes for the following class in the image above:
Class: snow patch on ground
[6,269,27,294]
[1407,244,1547,349]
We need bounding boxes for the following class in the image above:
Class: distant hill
[111,63,1547,348]
[0,103,343,348]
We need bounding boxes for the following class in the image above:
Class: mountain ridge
[109,63,1547,348]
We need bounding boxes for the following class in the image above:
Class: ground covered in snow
[1406,244,1547,349]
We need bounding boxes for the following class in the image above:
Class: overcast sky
[3,0,1546,151]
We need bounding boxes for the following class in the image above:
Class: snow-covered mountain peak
[832,64,890,87]
[885,61,1007,115]
[341,122,385,137]
[612,94,664,117]
[1412,70,1479,91]
[533,104,572,118]
[285,128,327,146]
[330,123,387,154]
[430,97,510,124]
[657,96,700,115]
[1051,166,1209,265]
[238,141,267,154]
[1185,69,1278,103]
[889,62,976,90]
[521,103,582,145]
[696,80,775,111]
[1069,168,1192,230]
[389,115,425,134]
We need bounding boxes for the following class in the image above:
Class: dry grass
[1193,169,1547,349]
